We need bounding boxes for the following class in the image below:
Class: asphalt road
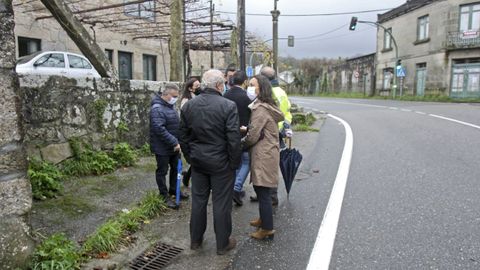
[229,97,480,270]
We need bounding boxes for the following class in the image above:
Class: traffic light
[349,17,358,31]
[288,35,294,47]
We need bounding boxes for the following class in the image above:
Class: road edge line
[306,114,354,270]
[429,114,480,130]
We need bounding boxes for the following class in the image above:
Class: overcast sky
[212,0,406,59]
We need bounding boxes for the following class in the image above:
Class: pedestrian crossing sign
[397,66,406,77]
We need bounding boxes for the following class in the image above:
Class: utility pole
[238,0,246,71]
[210,0,214,68]
[271,0,280,73]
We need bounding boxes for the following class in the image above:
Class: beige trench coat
[244,101,284,188]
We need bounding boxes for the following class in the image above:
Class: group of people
[149,65,292,255]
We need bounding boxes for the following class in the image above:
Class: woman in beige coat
[243,74,284,240]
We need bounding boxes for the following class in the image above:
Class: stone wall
[0,0,35,268]
[19,75,176,164]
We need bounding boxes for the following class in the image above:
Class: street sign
[397,66,406,77]
[246,66,254,77]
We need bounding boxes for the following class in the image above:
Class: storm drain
[129,242,183,269]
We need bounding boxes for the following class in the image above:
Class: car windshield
[16,51,43,65]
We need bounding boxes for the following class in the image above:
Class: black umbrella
[280,145,303,199]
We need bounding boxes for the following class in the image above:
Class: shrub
[111,143,138,167]
[31,233,80,270]
[61,150,117,176]
[137,143,152,157]
[28,159,64,200]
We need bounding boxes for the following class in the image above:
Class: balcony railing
[446,30,480,49]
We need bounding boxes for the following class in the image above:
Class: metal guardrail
[446,31,480,48]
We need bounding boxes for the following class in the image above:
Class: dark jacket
[149,94,180,156]
[179,88,241,173]
[223,85,251,127]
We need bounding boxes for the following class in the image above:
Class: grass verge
[31,191,167,268]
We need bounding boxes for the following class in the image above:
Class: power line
[295,28,372,44]
[217,8,394,17]
[295,24,347,40]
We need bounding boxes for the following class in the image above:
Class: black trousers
[190,167,235,251]
[155,154,179,197]
[183,166,192,186]
[253,185,274,230]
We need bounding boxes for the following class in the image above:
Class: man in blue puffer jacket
[150,83,189,209]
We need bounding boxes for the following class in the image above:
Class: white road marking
[429,114,480,130]
[291,98,480,132]
[306,114,353,270]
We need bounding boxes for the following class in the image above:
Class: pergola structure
[14,0,269,59]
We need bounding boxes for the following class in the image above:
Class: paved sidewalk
[83,114,326,270]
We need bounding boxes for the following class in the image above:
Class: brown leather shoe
[216,237,236,255]
[250,229,275,240]
[249,218,262,227]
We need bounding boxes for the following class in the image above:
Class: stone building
[376,0,480,98]
[327,53,376,95]
[13,0,226,81]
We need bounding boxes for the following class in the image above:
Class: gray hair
[260,66,276,81]
[202,69,225,89]
[161,83,180,96]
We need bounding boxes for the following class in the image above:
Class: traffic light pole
[358,20,399,98]
[271,0,280,73]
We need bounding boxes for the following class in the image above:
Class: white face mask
[247,86,257,101]
[168,97,178,105]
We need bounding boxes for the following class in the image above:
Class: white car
[16,51,101,78]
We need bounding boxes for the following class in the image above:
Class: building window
[124,0,155,22]
[384,28,392,50]
[18,36,41,57]
[460,3,480,32]
[105,49,113,64]
[118,51,133,80]
[417,15,429,41]
[143,54,157,81]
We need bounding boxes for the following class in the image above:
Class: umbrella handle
[288,137,292,149]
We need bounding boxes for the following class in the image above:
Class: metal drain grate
[129,242,183,269]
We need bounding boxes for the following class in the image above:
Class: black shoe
[217,237,236,255]
[233,191,243,206]
[166,199,178,209]
[239,190,246,198]
[250,195,258,202]
[191,239,203,250]
[271,196,279,206]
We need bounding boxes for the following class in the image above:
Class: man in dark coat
[150,83,188,209]
[180,69,241,255]
[223,70,251,206]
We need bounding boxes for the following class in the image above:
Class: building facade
[13,0,226,81]
[376,0,480,98]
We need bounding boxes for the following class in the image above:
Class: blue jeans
[234,151,250,192]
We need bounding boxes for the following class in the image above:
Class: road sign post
[246,66,254,77]
[397,66,406,97]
